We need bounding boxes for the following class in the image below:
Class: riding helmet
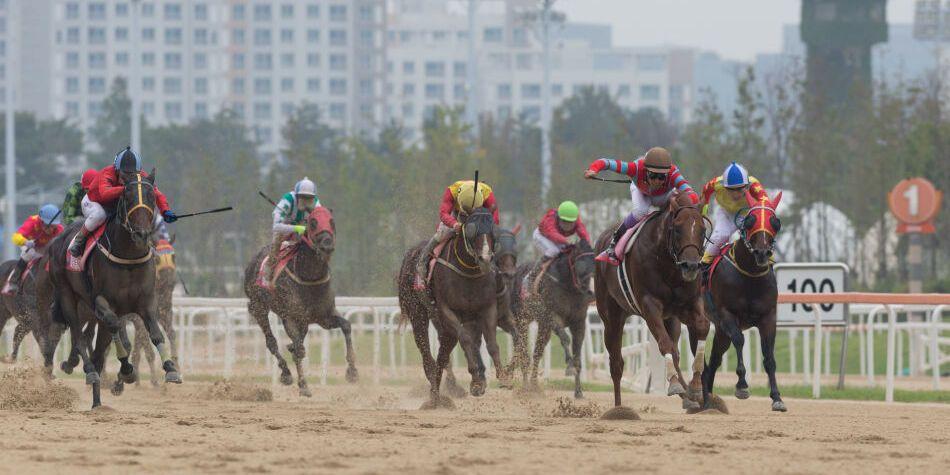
[722,162,750,189]
[557,201,579,222]
[643,147,672,173]
[294,177,317,198]
[114,146,142,173]
[39,204,61,225]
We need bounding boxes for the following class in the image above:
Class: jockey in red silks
[584,147,699,265]
[5,205,64,293]
[69,147,177,257]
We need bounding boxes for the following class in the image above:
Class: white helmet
[294,177,317,198]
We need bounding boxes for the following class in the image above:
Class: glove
[292,225,306,235]
[162,210,178,223]
[701,204,709,217]
[24,240,35,249]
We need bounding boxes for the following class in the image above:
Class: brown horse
[398,207,502,408]
[702,191,787,412]
[45,172,181,408]
[594,191,709,412]
[244,206,358,397]
[0,258,51,363]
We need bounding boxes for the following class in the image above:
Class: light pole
[4,0,17,260]
[130,0,141,153]
[465,0,479,129]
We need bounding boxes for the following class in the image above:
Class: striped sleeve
[670,166,699,203]
[587,158,637,177]
[748,177,769,204]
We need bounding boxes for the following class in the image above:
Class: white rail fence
[2,295,947,401]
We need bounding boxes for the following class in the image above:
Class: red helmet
[81,169,99,190]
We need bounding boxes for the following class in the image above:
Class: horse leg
[43,320,66,377]
[641,297,682,397]
[329,311,358,383]
[717,311,748,399]
[407,313,440,404]
[479,303,508,386]
[137,298,181,384]
[8,323,28,363]
[686,310,710,402]
[439,304,482,397]
[528,321,553,391]
[250,302,292,385]
[507,313,530,387]
[159,297,178,365]
[702,325,731,409]
[463,319,488,396]
[758,314,786,412]
[132,316,159,387]
[568,318,586,399]
[555,324,574,377]
[92,297,135,394]
[431,324,458,407]
[664,317,698,410]
[0,308,12,363]
[285,319,311,397]
[90,325,113,409]
[58,291,97,385]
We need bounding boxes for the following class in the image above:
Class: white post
[3,0,17,261]
[789,329,796,375]
[885,305,896,403]
[223,308,233,378]
[858,314,866,377]
[320,328,330,386]
[372,308,381,385]
[867,309,877,385]
[813,308,822,398]
[824,327,831,376]
[130,0,141,152]
[387,313,397,378]
[539,0,553,206]
[803,329,811,385]
[931,305,943,391]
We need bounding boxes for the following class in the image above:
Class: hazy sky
[559,0,918,61]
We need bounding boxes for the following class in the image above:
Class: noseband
[119,174,155,236]
[739,204,777,254]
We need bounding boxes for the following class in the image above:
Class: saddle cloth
[65,225,107,273]
[255,241,299,289]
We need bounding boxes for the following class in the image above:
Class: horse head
[667,191,705,282]
[492,223,520,278]
[302,206,335,256]
[461,207,495,271]
[118,172,158,247]
[741,190,782,267]
[565,239,595,297]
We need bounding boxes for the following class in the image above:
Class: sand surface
[0,376,948,475]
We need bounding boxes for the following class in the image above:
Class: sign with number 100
[774,263,848,325]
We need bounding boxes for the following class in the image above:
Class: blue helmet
[722,162,750,189]
[114,146,142,173]
[39,204,61,225]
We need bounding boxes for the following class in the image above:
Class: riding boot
[69,227,90,258]
[5,259,27,294]
[413,237,439,291]
[700,253,714,288]
[530,257,555,296]
[264,240,282,286]
[596,219,633,266]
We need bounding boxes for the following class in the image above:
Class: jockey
[700,162,770,266]
[6,204,64,293]
[69,147,176,257]
[533,201,590,260]
[412,180,499,290]
[263,177,320,283]
[61,169,98,226]
[584,147,698,265]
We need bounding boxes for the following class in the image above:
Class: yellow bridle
[125,173,155,223]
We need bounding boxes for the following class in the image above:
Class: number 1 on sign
[903,184,919,216]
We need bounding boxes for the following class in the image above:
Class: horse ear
[511,223,522,236]
[744,189,758,207]
[147,168,156,184]
[771,191,783,210]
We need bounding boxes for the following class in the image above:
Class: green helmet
[557,201,579,222]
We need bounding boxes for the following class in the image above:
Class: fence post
[813,307,822,398]
[802,329,810,385]
[373,308,381,385]
[932,305,944,391]
[388,312,397,378]
[885,305,896,403]
[789,330,796,375]
[321,328,330,386]
[223,307,233,378]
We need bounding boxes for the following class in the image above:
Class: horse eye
[743,215,755,229]
[770,216,781,232]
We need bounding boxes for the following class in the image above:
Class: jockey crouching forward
[264,177,320,283]
[584,147,699,265]
[5,205,64,293]
[413,180,499,291]
[700,162,771,268]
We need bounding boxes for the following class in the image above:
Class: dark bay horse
[702,191,787,412]
[45,172,181,408]
[594,191,709,411]
[244,206,358,397]
[512,241,595,398]
[399,207,502,408]
[0,258,51,363]
[127,236,179,387]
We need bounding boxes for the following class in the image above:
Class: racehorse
[45,172,181,408]
[702,191,787,412]
[398,207,503,408]
[127,236,179,388]
[515,241,595,399]
[0,258,51,363]
[244,206,358,397]
[593,191,709,412]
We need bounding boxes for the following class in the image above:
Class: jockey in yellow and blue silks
[700,162,771,265]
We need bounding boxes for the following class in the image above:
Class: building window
[281,4,293,18]
[232,4,245,20]
[523,106,540,123]
[454,84,466,100]
[637,54,665,72]
[254,102,272,120]
[88,52,106,69]
[165,28,183,45]
[253,4,271,21]
[115,3,129,16]
[307,78,320,92]
[89,102,103,118]
[281,103,294,117]
[254,29,271,46]
[115,52,129,66]
[66,52,80,69]
[453,62,466,77]
[329,30,346,46]
[521,83,540,99]
[232,78,245,94]
[640,84,660,101]
[142,102,155,116]
[89,27,106,44]
[552,84,563,96]
[483,27,502,42]
[307,4,319,18]
[194,53,208,69]
[359,5,374,21]
[141,3,155,17]
[66,101,80,117]
[115,27,129,41]
[195,28,209,44]
[280,53,294,68]
[164,3,182,20]
[307,53,320,68]
[66,3,80,19]
[402,83,414,96]
[65,77,80,93]
[66,28,81,43]
[281,78,294,93]
[194,4,208,20]
[330,5,347,21]
[497,83,511,100]
[307,29,320,44]
[163,77,182,94]
[255,127,273,143]
[330,78,347,95]
[425,61,444,78]
[142,52,155,66]
[231,29,245,45]
[88,3,106,20]
[402,61,415,74]
[165,102,182,120]
[142,77,155,91]
[88,77,106,94]
[164,52,182,69]
[280,29,294,44]
[195,102,208,119]
[254,78,272,94]
[360,30,374,46]
[195,77,208,94]
[330,103,345,120]
[232,53,245,69]
[142,27,155,42]
[330,54,347,71]
[425,83,444,100]
[254,53,273,70]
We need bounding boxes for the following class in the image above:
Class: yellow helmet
[456,181,485,213]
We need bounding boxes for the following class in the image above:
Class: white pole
[3,0,17,261]
[223,308,233,378]
[885,305,896,403]
[813,308,822,398]
[130,0,141,152]
[320,328,329,386]
[373,308,381,385]
[539,0,553,207]
[802,328,810,384]
[932,305,943,391]
[465,0,478,128]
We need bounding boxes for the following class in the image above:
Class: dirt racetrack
[0,375,948,475]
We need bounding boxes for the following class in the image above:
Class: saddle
[0,258,39,295]
[65,225,107,273]
[155,239,176,272]
[255,241,299,289]
[703,242,733,292]
[612,211,659,261]
[424,240,450,285]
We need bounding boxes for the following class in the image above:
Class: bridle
[118,173,155,237]
[451,211,494,273]
[665,204,704,264]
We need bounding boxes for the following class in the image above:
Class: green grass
[747,384,950,403]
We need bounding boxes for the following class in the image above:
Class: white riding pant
[18,245,41,262]
[705,205,738,256]
[533,228,564,258]
[629,184,673,222]
[81,195,107,232]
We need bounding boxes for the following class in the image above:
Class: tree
[88,77,144,158]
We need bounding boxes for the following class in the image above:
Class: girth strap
[435,257,486,279]
[96,242,153,266]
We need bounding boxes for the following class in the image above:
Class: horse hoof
[682,397,701,411]
[299,386,313,398]
[600,406,640,420]
[86,372,100,386]
[565,366,576,377]
[772,400,787,412]
[111,382,124,396]
[345,367,359,384]
[61,361,74,375]
[574,390,584,400]
[470,381,486,397]
[1,355,15,364]
[735,388,751,400]
[688,388,703,402]
[279,373,294,386]
[118,369,137,385]
[667,380,685,396]
[164,371,183,384]
[419,395,455,410]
